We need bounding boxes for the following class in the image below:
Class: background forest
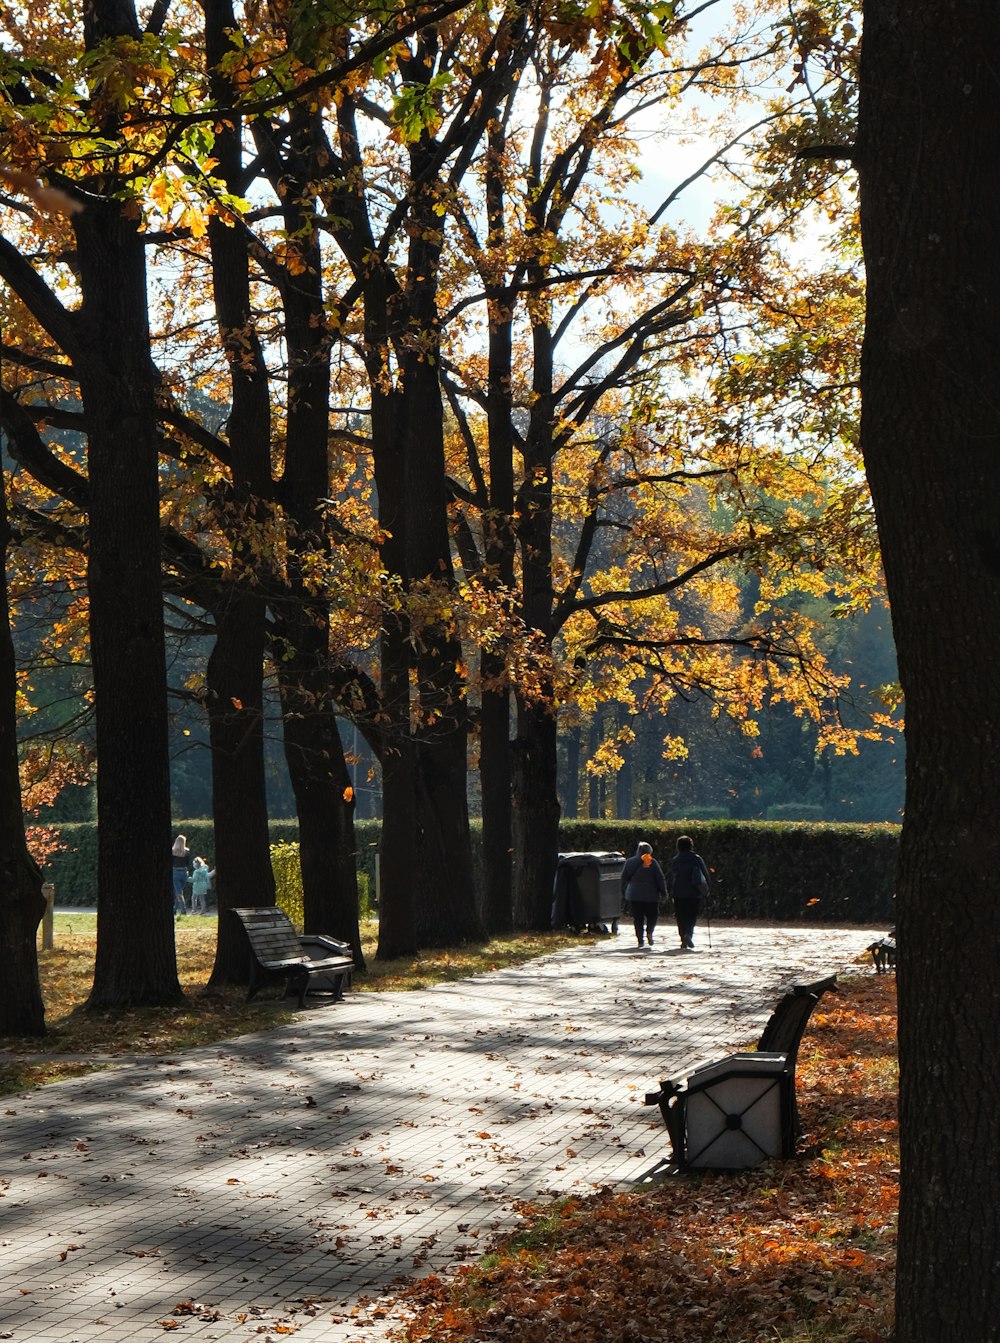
[29,594,902,827]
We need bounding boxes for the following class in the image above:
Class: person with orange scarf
[620,841,667,948]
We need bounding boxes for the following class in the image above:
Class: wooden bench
[644,974,838,1168]
[233,906,354,1008]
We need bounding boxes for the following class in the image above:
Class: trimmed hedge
[43,818,384,908]
[43,815,898,925]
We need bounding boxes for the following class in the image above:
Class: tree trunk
[562,724,581,820]
[205,594,276,986]
[478,272,517,935]
[511,306,561,929]
[858,8,1000,1340]
[393,163,481,947]
[279,668,363,966]
[368,311,418,960]
[203,0,279,987]
[615,703,633,819]
[0,463,46,1037]
[376,724,418,959]
[411,730,482,947]
[74,195,180,1008]
[479,669,513,934]
[512,699,561,930]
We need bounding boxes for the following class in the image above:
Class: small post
[41,881,55,950]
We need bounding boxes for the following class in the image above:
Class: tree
[0,413,46,1035]
[857,5,1000,1340]
[430,1,878,927]
[0,0,184,1005]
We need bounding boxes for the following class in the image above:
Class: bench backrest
[233,906,304,963]
[756,974,837,1066]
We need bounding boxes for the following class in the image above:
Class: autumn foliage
[393,976,897,1343]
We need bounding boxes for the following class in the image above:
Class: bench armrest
[299,933,353,958]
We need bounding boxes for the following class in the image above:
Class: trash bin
[647,1052,794,1171]
[552,851,625,933]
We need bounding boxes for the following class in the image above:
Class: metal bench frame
[645,974,838,1169]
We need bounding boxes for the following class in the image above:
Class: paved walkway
[0,924,884,1343]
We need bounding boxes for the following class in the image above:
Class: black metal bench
[644,974,838,1169]
[868,931,896,973]
[233,906,354,1008]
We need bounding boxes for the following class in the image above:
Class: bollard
[41,882,55,951]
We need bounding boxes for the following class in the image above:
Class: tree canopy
[0,0,883,976]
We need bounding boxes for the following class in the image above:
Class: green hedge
[43,818,383,908]
[43,815,898,924]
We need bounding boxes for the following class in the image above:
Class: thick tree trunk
[512,699,561,930]
[205,594,276,986]
[478,282,517,935]
[279,668,363,966]
[479,670,513,934]
[511,308,561,930]
[369,332,418,960]
[74,197,180,1008]
[411,729,481,947]
[376,723,418,958]
[391,171,481,948]
[203,0,278,988]
[858,8,1000,1340]
[0,467,46,1037]
[242,102,367,964]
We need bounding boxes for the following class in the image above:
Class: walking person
[171,835,192,916]
[620,840,667,948]
[190,856,215,916]
[669,834,710,949]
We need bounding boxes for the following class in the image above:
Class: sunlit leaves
[391,71,455,143]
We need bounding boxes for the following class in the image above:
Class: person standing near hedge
[190,856,215,916]
[621,840,667,948]
[171,835,192,916]
[669,834,709,950]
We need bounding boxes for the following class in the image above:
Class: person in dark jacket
[669,834,710,949]
[620,841,667,947]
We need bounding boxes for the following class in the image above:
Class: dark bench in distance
[233,906,354,1008]
[868,931,896,973]
[644,974,838,1169]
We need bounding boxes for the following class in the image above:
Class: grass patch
[0,914,594,1096]
[393,975,898,1343]
[356,928,588,992]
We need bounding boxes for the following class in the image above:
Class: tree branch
[0,238,81,360]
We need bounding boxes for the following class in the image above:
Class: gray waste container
[551,851,625,932]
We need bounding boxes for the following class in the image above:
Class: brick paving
[0,923,885,1342]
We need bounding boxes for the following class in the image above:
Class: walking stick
[705,893,712,950]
